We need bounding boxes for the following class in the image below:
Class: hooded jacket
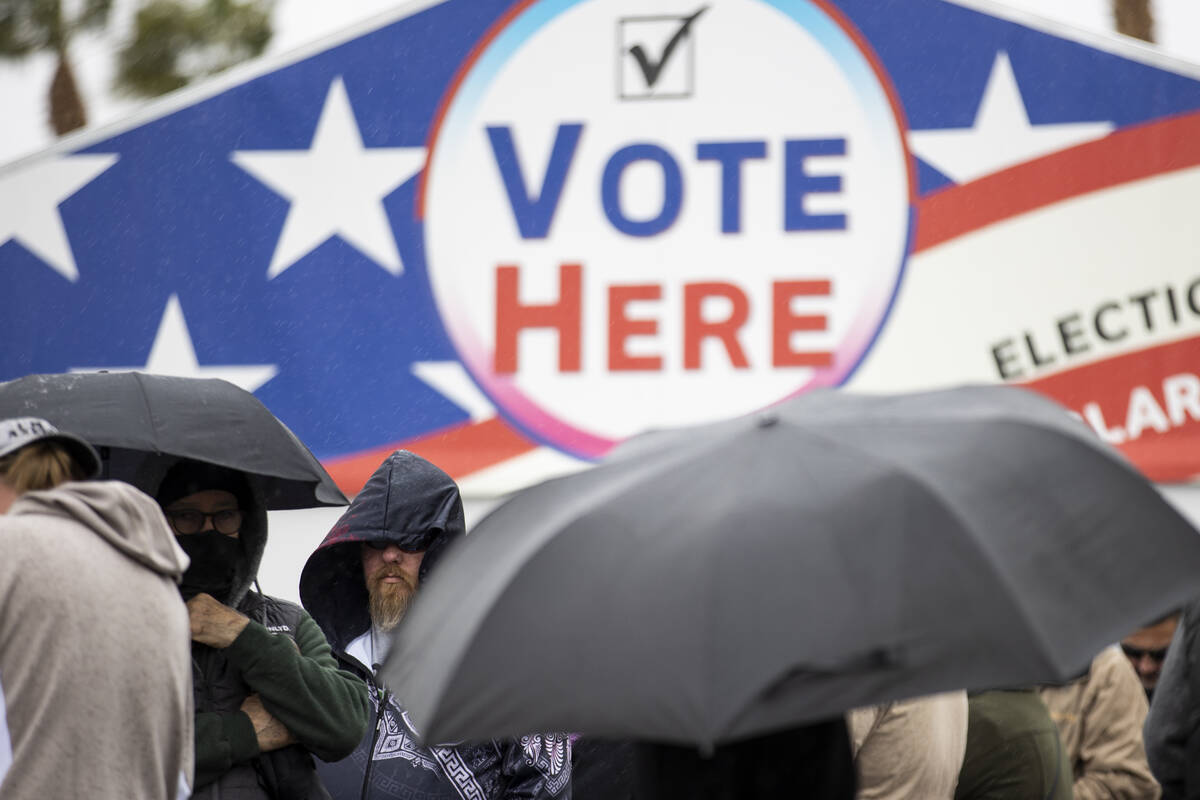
[300,451,572,800]
[166,461,368,800]
[0,480,193,799]
[1039,646,1159,800]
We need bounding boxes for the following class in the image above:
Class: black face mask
[175,532,241,601]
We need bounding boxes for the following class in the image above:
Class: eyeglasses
[363,540,423,553]
[1121,644,1169,663]
[165,509,243,535]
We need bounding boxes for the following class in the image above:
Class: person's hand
[240,694,297,752]
[186,593,250,648]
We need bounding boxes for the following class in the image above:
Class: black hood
[299,450,465,652]
[155,458,268,607]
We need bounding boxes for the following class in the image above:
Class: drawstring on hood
[300,450,465,652]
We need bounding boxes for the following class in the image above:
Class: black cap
[157,459,252,508]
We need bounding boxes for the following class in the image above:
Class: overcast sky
[1,0,1199,166]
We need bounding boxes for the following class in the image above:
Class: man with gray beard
[300,450,572,800]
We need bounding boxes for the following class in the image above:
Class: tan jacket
[848,691,969,800]
[0,481,193,799]
[1039,645,1160,800]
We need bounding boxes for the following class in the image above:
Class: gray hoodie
[0,480,194,799]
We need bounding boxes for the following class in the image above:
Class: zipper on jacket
[194,649,223,800]
[359,675,389,800]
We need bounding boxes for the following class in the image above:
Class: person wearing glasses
[1037,646,1159,800]
[1120,614,1180,702]
[156,458,368,800]
[299,450,572,800]
[0,417,192,799]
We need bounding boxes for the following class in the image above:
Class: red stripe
[1023,336,1200,483]
[323,338,1200,491]
[322,417,537,495]
[914,110,1200,253]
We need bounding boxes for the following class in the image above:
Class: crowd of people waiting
[1,412,1199,799]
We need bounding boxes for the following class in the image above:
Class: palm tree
[114,0,272,98]
[0,0,113,135]
[1113,0,1155,43]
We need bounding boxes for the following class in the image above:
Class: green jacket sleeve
[222,610,370,762]
[193,709,260,789]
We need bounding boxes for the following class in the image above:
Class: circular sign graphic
[423,0,913,458]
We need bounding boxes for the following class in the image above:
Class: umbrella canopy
[0,372,346,509]
[382,385,1200,750]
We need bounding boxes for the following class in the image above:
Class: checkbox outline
[616,12,699,101]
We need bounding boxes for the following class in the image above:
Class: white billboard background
[258,489,1200,604]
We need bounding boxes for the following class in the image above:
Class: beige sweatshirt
[1039,645,1160,800]
[0,480,194,799]
[848,690,969,800]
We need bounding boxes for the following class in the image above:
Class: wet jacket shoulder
[954,689,1072,800]
[848,691,968,800]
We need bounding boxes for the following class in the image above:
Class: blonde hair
[0,440,88,494]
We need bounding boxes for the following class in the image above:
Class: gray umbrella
[382,385,1200,750]
[0,371,346,509]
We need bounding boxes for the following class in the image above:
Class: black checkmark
[628,6,709,89]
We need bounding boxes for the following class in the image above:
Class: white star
[0,153,118,281]
[411,361,496,422]
[231,76,426,279]
[907,52,1114,184]
[73,295,278,392]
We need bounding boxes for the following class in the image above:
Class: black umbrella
[0,372,346,509]
[381,385,1200,750]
